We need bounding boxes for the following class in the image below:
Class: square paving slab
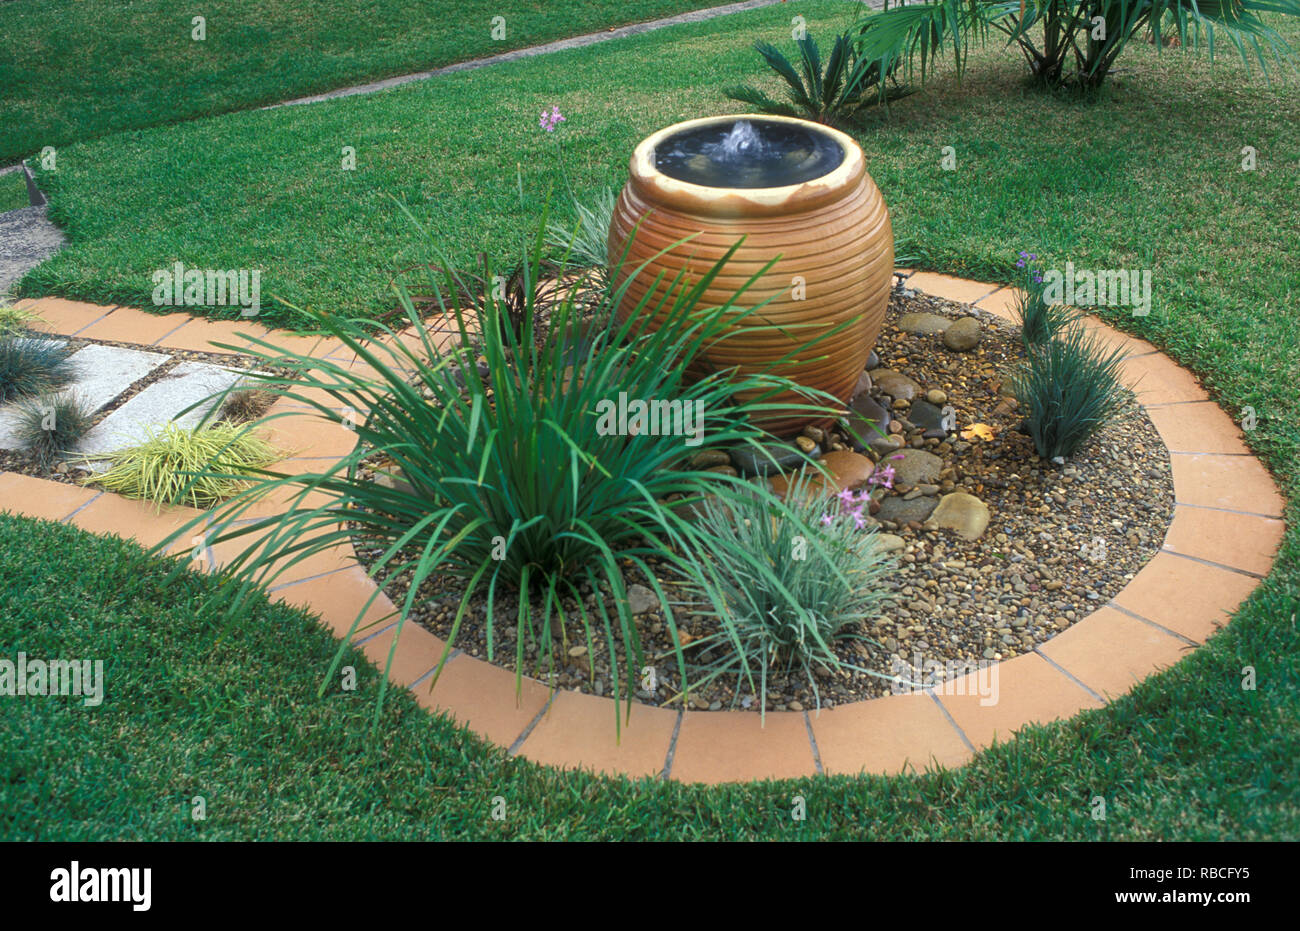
[75,360,245,467]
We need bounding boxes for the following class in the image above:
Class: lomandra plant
[1011,322,1129,460]
[681,469,894,715]
[160,208,846,731]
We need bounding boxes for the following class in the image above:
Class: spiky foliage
[152,205,850,733]
[546,186,617,275]
[1012,253,1076,350]
[0,302,40,336]
[91,422,280,509]
[724,31,902,129]
[680,469,893,715]
[220,386,276,424]
[0,337,74,402]
[13,392,93,468]
[856,0,1300,91]
[1011,323,1130,460]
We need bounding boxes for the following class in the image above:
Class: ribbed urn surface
[607,114,893,437]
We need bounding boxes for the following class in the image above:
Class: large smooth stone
[943,317,982,352]
[889,448,943,486]
[927,492,990,540]
[897,312,952,336]
[877,495,938,524]
[871,370,921,401]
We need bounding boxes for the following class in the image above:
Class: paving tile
[1077,316,1159,359]
[1119,352,1210,405]
[268,563,399,640]
[1039,606,1192,700]
[906,272,1000,306]
[358,620,451,688]
[259,400,363,459]
[411,655,552,750]
[154,318,260,354]
[1161,505,1284,576]
[75,360,246,465]
[0,472,99,521]
[809,692,972,776]
[1169,453,1284,517]
[238,325,334,360]
[61,343,170,411]
[1145,401,1250,455]
[935,652,1102,751]
[1112,551,1261,643]
[75,307,191,345]
[974,287,1019,321]
[14,297,114,336]
[670,710,815,783]
[204,516,353,585]
[67,492,206,551]
[515,689,679,779]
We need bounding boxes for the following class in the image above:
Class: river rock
[897,312,952,336]
[729,441,810,476]
[770,450,874,499]
[890,448,943,486]
[926,492,990,540]
[874,533,906,554]
[877,495,938,524]
[627,583,659,615]
[871,370,921,401]
[908,399,946,435]
[942,317,982,352]
[865,350,880,370]
[842,394,891,451]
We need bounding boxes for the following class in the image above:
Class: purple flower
[872,464,896,489]
[539,104,566,132]
[1015,259,1026,269]
[820,513,834,527]
[1032,272,1044,283]
[836,487,856,509]
[851,507,867,530]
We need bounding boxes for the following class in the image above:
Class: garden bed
[352,286,1175,712]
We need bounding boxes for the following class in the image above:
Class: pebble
[943,317,982,351]
[926,388,948,405]
[871,369,921,401]
[627,583,659,615]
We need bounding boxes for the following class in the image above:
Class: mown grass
[4,1,1299,839]
[0,171,29,213]
[0,0,736,163]
[1,513,1295,840]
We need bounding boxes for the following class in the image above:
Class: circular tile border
[1,286,1285,784]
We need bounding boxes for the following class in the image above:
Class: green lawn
[1,512,1295,840]
[0,0,736,163]
[0,171,28,213]
[4,2,1299,839]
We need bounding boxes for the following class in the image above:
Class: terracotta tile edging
[2,285,1286,785]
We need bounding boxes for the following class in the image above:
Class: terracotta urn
[607,114,893,437]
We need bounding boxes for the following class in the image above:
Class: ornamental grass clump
[0,337,75,402]
[93,421,280,509]
[1012,251,1074,351]
[681,469,894,715]
[1012,322,1129,461]
[156,206,848,731]
[0,302,40,336]
[13,392,93,468]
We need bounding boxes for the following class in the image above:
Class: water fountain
[607,114,893,437]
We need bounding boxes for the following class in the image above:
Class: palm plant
[857,0,1300,91]
[157,207,849,732]
[724,30,903,129]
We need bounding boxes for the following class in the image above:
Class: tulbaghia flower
[851,507,867,530]
[539,104,566,132]
[872,464,896,489]
[820,513,834,527]
[836,487,856,509]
